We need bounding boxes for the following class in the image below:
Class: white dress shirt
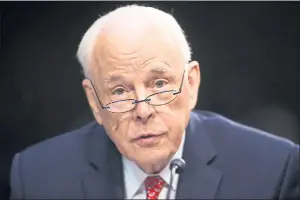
[122,132,186,199]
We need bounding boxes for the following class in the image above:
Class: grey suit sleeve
[279,144,299,199]
[10,153,24,199]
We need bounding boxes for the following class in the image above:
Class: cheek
[168,86,190,109]
[159,103,188,139]
[160,90,190,123]
[159,93,190,139]
[101,113,134,153]
[163,116,185,144]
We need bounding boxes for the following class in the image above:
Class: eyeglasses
[88,69,185,113]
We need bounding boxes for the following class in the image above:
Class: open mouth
[134,133,164,146]
[134,133,164,142]
[138,134,157,139]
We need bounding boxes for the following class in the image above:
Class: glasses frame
[88,69,185,113]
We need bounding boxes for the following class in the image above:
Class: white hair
[76,4,192,78]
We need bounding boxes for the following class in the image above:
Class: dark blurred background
[0,1,299,199]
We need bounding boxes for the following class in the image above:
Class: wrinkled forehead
[89,22,185,81]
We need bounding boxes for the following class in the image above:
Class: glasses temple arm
[87,79,106,109]
[173,69,185,95]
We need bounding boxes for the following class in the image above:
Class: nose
[133,97,155,123]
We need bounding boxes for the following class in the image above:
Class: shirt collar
[122,132,186,199]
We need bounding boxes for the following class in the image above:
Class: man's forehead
[96,30,175,60]
[91,37,182,74]
[90,19,185,82]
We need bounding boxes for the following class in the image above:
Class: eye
[112,88,125,96]
[155,80,167,88]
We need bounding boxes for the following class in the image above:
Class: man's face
[82,22,200,173]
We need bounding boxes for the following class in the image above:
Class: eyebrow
[103,74,124,83]
[103,67,173,83]
[150,67,172,73]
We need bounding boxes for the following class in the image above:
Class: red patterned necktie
[144,176,166,200]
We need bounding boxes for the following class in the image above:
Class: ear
[82,79,103,124]
[186,61,201,110]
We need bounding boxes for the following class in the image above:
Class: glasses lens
[148,90,177,106]
[106,99,136,113]
[104,90,179,113]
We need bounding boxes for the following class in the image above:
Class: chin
[135,149,173,172]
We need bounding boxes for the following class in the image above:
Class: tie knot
[144,176,166,199]
[145,176,165,187]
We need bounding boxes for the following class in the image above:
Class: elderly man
[10,5,299,200]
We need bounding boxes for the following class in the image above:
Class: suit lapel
[81,124,125,199]
[176,112,223,199]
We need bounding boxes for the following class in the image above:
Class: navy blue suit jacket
[10,110,299,199]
